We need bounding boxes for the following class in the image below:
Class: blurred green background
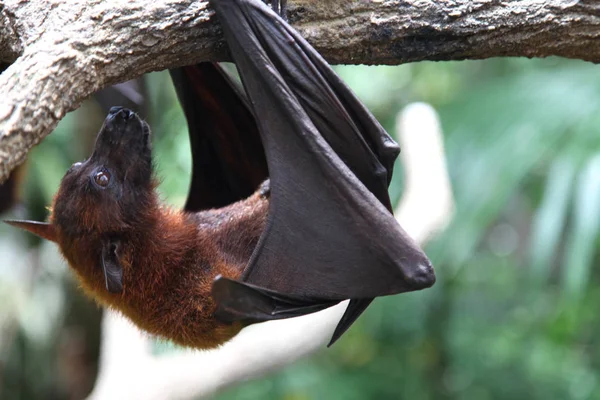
[2,57,600,400]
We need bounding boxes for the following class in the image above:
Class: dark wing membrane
[210,0,435,343]
[170,63,268,211]
[213,275,366,345]
[212,276,338,324]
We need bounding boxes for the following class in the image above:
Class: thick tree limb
[1,0,599,182]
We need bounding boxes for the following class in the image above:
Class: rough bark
[0,0,599,182]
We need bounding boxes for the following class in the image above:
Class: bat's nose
[107,106,135,121]
[108,106,124,115]
[95,108,148,159]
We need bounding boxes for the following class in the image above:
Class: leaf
[528,157,576,280]
[562,155,600,297]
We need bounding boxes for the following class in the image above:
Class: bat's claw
[259,179,271,198]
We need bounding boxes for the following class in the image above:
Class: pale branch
[396,103,454,244]
[0,0,599,182]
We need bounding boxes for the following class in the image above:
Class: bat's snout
[105,107,140,130]
[108,106,135,120]
[95,107,151,158]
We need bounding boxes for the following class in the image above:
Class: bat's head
[52,106,155,237]
[7,107,157,293]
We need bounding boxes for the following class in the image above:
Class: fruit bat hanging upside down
[7,0,435,349]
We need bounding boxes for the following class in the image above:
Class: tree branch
[1,0,599,182]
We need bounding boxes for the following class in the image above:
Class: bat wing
[213,276,339,324]
[209,0,436,345]
[170,64,268,211]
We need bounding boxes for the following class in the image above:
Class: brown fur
[10,109,271,349]
[50,181,269,349]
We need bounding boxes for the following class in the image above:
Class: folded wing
[209,0,435,345]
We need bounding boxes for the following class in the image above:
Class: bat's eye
[93,169,111,188]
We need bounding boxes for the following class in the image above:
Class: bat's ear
[5,220,58,243]
[101,240,123,293]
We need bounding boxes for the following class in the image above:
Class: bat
[7,0,435,348]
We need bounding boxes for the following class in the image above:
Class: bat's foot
[265,0,288,21]
[259,179,271,198]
